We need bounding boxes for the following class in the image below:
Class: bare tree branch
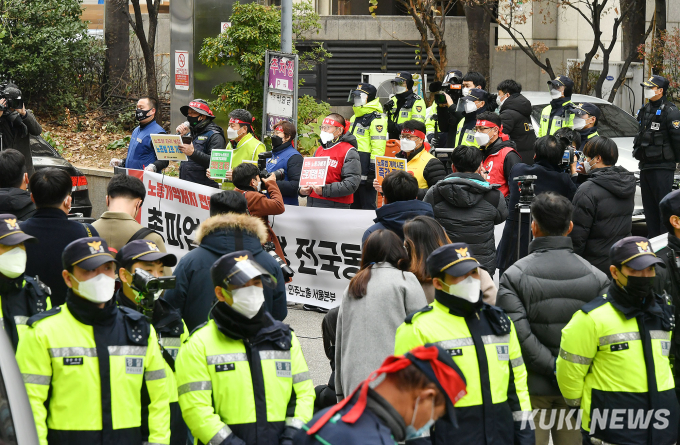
[606,18,654,102]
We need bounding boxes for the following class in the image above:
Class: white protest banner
[270,205,375,309]
[151,134,188,161]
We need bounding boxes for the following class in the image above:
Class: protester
[176,251,314,445]
[0,148,36,220]
[232,162,287,261]
[497,193,608,445]
[299,114,361,208]
[221,108,267,190]
[570,136,635,276]
[17,237,170,445]
[163,191,286,331]
[538,75,575,137]
[175,99,226,188]
[571,102,600,150]
[20,168,99,306]
[557,236,678,445]
[382,72,427,139]
[298,344,466,445]
[403,215,496,304]
[335,229,427,401]
[424,145,507,276]
[0,215,50,351]
[362,170,433,244]
[109,97,168,172]
[395,243,534,445]
[267,121,302,205]
[461,71,486,92]
[0,83,42,177]
[496,136,578,274]
[497,79,537,163]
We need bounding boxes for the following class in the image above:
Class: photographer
[232,162,287,263]
[427,69,464,148]
[0,83,42,177]
[267,121,302,205]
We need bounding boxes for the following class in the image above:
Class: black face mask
[271,135,283,148]
[135,108,152,122]
[618,272,655,306]
[187,115,201,127]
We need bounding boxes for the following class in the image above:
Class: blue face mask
[404,395,436,441]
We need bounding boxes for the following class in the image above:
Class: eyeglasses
[474,127,496,133]
[401,134,420,141]
[320,125,337,132]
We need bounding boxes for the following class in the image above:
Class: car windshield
[531,103,639,138]
[30,135,59,157]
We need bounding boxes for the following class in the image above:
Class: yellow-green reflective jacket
[349,98,388,160]
[537,101,575,137]
[386,94,427,124]
[0,275,51,351]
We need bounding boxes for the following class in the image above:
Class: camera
[263,241,294,281]
[429,78,463,104]
[514,175,537,204]
[0,83,24,112]
[131,268,176,320]
[257,151,285,180]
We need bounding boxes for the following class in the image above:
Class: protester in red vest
[473,112,522,197]
[299,114,361,209]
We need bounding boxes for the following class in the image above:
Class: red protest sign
[300,156,330,187]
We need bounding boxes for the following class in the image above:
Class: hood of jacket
[353,98,383,117]
[195,213,268,255]
[589,165,636,199]
[374,200,434,234]
[500,93,533,117]
[482,137,517,158]
[435,172,495,208]
[0,187,33,213]
[325,131,358,150]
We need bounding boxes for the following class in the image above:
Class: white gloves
[144,164,157,172]
[110,158,123,167]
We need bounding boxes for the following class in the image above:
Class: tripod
[514,175,537,261]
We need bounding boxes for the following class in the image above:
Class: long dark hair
[348,230,410,299]
[403,216,451,284]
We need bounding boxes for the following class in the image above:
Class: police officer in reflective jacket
[633,75,680,238]
[394,243,534,445]
[348,83,387,209]
[175,251,315,445]
[538,76,575,137]
[17,237,171,445]
[383,72,427,140]
[557,236,679,445]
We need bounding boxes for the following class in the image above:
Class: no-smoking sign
[175,50,189,91]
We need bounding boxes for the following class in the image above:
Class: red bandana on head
[229,117,255,126]
[401,129,426,140]
[322,117,345,134]
[475,120,510,142]
[189,101,214,117]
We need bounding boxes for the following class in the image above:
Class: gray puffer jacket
[496,236,609,396]
[424,172,508,276]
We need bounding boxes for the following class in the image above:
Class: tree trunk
[129,0,159,100]
[620,0,645,62]
[653,0,666,74]
[104,0,130,98]
[464,2,490,80]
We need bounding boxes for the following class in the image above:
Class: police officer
[175,251,315,445]
[571,102,600,151]
[383,72,427,140]
[426,69,465,150]
[538,76,575,137]
[394,243,534,445]
[17,237,170,445]
[115,240,187,445]
[557,236,679,444]
[297,344,467,444]
[110,97,169,173]
[176,99,227,188]
[0,214,50,351]
[454,88,491,148]
[348,83,387,209]
[634,75,680,238]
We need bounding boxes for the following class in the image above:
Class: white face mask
[229,286,265,319]
[405,395,436,441]
[440,275,481,303]
[496,95,506,107]
[464,101,478,114]
[474,132,490,147]
[550,88,562,99]
[70,273,116,303]
[0,247,26,279]
[400,138,417,152]
[462,87,471,96]
[227,127,240,140]
[320,131,335,144]
[395,85,408,94]
[644,88,657,100]
[572,117,586,131]
[583,157,596,174]
[354,93,368,107]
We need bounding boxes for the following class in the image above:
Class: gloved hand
[144,164,157,172]
[110,158,123,167]
[383,101,394,113]
[279,426,299,445]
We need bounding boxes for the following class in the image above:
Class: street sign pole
[262,50,299,141]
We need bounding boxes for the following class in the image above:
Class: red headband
[189,101,214,117]
[274,125,284,132]
[306,345,467,435]
[401,129,426,140]
[322,117,344,128]
[475,120,510,142]
[230,117,254,126]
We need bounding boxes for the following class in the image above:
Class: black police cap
[351,83,377,102]
[116,240,177,268]
[426,243,482,278]
[211,250,276,289]
[571,102,601,119]
[62,237,117,271]
[609,236,664,271]
[0,214,36,246]
[641,75,669,91]
[548,75,574,90]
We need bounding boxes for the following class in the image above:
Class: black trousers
[350,181,377,210]
[640,168,675,238]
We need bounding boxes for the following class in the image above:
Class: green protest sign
[209,150,234,179]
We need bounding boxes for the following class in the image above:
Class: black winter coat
[424,172,508,275]
[179,121,226,187]
[499,94,537,165]
[362,199,434,245]
[0,187,36,221]
[570,166,636,275]
[0,110,42,177]
[497,236,609,396]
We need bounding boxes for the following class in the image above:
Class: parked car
[30,134,93,217]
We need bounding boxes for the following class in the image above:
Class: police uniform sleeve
[664,105,680,159]
[16,323,52,445]
[144,325,171,444]
[426,106,437,135]
[394,320,427,356]
[556,310,598,407]
[286,333,315,430]
[176,334,246,445]
[505,319,534,445]
[369,115,388,159]
[411,97,427,123]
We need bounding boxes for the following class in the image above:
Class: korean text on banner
[209,150,234,179]
[151,135,188,161]
[299,156,330,187]
[375,156,407,185]
[269,206,375,309]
